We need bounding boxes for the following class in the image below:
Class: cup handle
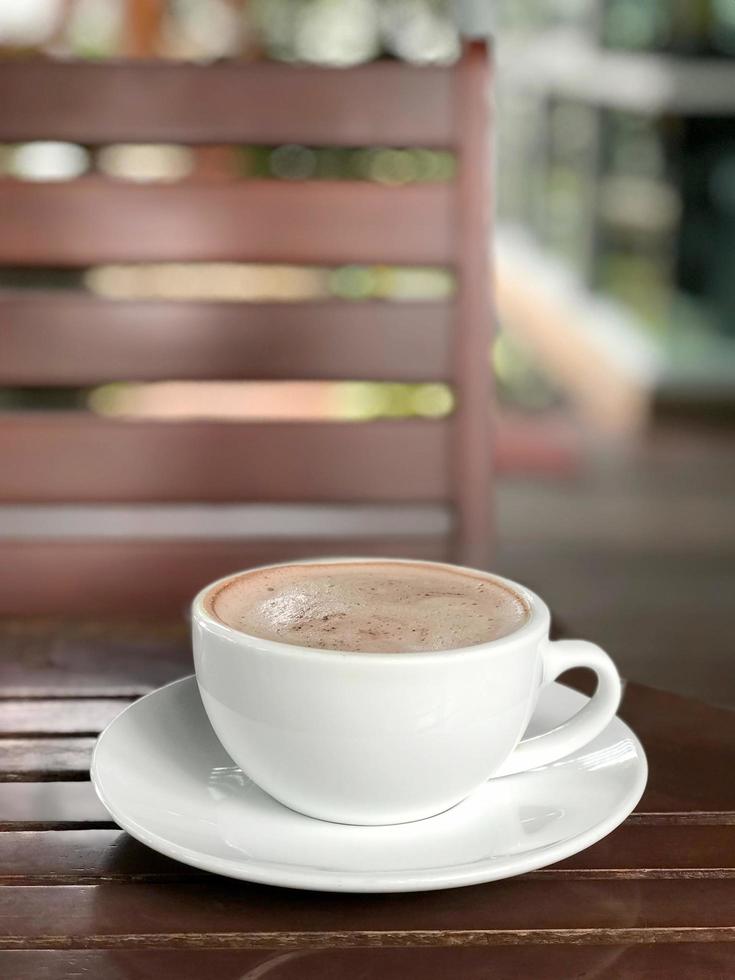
[494,639,622,777]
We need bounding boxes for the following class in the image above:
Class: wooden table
[2,620,734,977]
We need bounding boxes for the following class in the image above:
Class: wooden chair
[0,45,494,614]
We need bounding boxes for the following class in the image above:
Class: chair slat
[0,538,451,614]
[0,59,454,146]
[0,504,450,539]
[0,416,448,503]
[0,179,454,266]
[451,43,494,568]
[0,295,451,384]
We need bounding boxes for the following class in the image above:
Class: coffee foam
[208,561,529,653]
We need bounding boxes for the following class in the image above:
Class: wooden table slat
[0,699,133,735]
[0,738,96,781]
[0,619,192,697]
[1,827,734,884]
[3,780,735,831]
[2,880,735,948]
[618,684,735,814]
[0,784,111,828]
[1,945,735,980]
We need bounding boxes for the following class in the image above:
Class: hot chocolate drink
[208,560,529,653]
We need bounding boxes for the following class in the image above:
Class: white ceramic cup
[192,558,622,826]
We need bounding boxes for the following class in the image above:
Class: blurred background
[1,0,733,706]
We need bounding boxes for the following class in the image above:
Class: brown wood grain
[0,59,453,147]
[0,295,451,385]
[0,784,111,829]
[628,813,735,826]
[1,826,734,884]
[0,619,191,697]
[0,700,132,736]
[0,416,448,504]
[0,180,454,267]
[0,739,96,781]
[550,824,735,875]
[1,946,734,980]
[0,538,449,615]
[618,685,735,814]
[0,831,187,882]
[1,880,734,948]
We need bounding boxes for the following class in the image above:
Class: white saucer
[91,676,647,893]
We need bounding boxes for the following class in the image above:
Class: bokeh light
[97,144,194,182]
[10,142,89,181]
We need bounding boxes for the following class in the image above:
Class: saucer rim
[91,675,648,893]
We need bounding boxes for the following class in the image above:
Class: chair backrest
[0,44,494,614]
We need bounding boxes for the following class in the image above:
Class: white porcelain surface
[192,560,622,824]
[91,676,647,893]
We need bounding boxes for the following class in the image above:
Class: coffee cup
[192,558,621,825]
